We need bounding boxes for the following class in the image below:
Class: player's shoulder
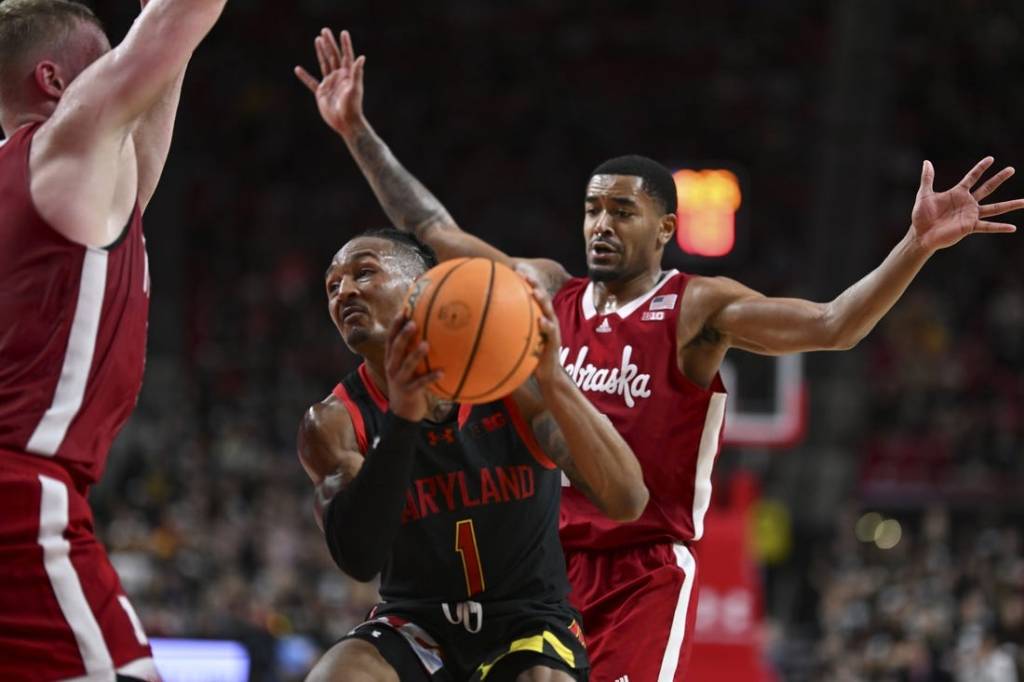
[301,392,354,442]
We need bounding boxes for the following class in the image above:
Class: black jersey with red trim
[333,363,569,605]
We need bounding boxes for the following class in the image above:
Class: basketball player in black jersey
[298,229,648,681]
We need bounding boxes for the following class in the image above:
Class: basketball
[404,258,543,404]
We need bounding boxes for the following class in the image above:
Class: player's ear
[657,213,677,248]
[33,62,66,99]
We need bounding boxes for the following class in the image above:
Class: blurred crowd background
[63,0,1024,679]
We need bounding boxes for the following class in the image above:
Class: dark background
[69,1,1024,679]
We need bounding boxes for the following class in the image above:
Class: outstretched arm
[295,29,570,294]
[686,157,1024,355]
[32,0,227,245]
[512,273,648,521]
[131,1,188,213]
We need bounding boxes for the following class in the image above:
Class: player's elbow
[820,305,865,351]
[606,483,649,522]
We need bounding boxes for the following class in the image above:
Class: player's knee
[514,666,577,682]
[305,638,399,682]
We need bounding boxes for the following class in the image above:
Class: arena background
[55,1,1024,679]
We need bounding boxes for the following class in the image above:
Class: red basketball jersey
[553,271,727,550]
[0,124,150,490]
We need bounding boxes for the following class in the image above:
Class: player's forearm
[343,120,460,243]
[103,0,225,126]
[823,227,932,349]
[322,412,418,581]
[537,373,648,521]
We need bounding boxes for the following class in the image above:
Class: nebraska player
[0,1,226,679]
[298,28,1024,681]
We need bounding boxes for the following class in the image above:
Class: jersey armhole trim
[332,383,368,455]
[501,397,556,470]
[357,363,389,413]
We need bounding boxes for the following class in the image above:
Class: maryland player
[0,0,226,678]
[296,28,1024,681]
[298,229,647,680]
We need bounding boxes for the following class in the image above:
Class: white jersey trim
[581,270,679,320]
[37,475,114,675]
[26,248,108,456]
[657,544,697,682]
[692,392,727,541]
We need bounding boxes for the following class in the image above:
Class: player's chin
[341,324,372,352]
[587,263,623,282]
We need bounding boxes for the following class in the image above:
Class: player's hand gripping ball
[403,258,543,404]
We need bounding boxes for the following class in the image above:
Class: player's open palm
[385,316,443,422]
[295,29,366,138]
[911,157,1024,252]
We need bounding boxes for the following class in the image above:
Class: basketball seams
[451,260,496,401]
[420,258,471,379]
[459,272,538,403]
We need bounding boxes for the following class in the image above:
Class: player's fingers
[294,66,320,94]
[315,36,330,77]
[341,30,356,67]
[958,156,995,190]
[979,198,1024,218]
[919,160,935,194]
[353,55,366,89]
[974,221,1017,234]
[398,341,429,381]
[409,370,444,393]
[322,28,343,71]
[973,166,1015,201]
[386,320,418,376]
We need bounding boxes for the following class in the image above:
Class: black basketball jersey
[333,363,570,605]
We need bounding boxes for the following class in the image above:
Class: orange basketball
[404,258,543,404]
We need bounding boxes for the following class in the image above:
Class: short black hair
[360,227,439,272]
[590,155,677,214]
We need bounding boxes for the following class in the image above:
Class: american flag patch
[650,294,677,311]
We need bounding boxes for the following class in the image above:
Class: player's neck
[592,269,663,315]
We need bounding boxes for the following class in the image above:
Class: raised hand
[294,29,366,138]
[912,157,1024,252]
[384,315,443,422]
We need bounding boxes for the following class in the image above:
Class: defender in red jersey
[300,29,1024,681]
[0,1,226,678]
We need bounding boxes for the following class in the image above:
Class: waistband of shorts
[0,447,78,486]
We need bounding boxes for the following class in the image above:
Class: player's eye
[616,210,633,218]
[327,280,340,293]
[585,207,600,216]
[357,268,375,280]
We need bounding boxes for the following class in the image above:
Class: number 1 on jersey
[455,519,485,596]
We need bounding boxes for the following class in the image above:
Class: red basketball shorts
[566,542,699,682]
[0,454,157,681]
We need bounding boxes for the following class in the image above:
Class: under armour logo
[427,428,456,446]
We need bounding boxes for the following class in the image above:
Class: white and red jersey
[0,123,150,491]
[553,270,727,551]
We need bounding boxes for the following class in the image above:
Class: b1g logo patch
[641,311,665,322]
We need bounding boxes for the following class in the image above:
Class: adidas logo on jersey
[596,318,612,333]
[614,676,630,682]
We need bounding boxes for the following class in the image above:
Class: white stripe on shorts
[37,475,114,675]
[657,544,697,682]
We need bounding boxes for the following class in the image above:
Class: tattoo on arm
[350,129,457,240]
[531,411,602,509]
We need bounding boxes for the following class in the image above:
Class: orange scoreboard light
[673,168,743,258]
